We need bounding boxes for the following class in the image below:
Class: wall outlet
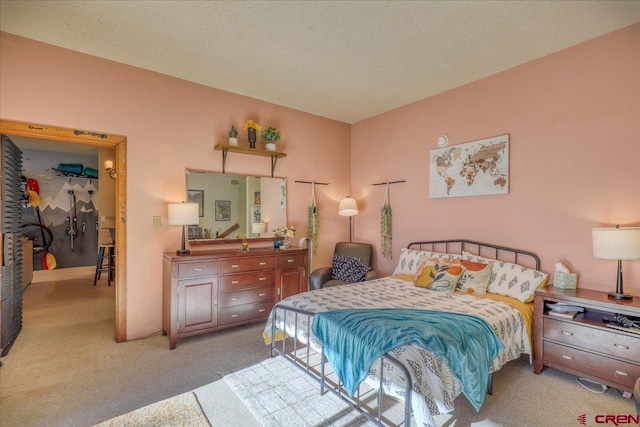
[153,216,161,228]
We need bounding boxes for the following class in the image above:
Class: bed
[263,240,548,427]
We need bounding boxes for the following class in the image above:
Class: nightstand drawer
[178,261,219,279]
[219,287,273,308]
[544,317,640,362]
[220,257,276,273]
[220,271,275,291]
[277,253,306,268]
[543,341,640,389]
[219,301,273,325]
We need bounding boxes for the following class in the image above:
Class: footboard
[270,304,413,426]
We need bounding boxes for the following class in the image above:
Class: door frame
[0,119,127,342]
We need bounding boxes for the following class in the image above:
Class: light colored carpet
[93,392,210,427]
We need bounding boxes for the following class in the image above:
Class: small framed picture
[188,225,202,239]
[254,191,261,205]
[215,200,231,221]
[252,206,261,223]
[187,189,204,217]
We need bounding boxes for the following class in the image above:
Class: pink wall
[0,32,351,339]
[352,24,640,296]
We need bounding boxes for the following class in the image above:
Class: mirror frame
[186,169,286,246]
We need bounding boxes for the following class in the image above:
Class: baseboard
[32,266,94,283]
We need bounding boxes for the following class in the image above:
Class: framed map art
[429,134,509,198]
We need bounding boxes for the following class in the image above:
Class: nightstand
[533,285,640,392]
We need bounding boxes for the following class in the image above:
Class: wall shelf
[214,144,286,177]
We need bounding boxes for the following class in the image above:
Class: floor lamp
[592,225,640,299]
[338,196,358,242]
[168,202,200,255]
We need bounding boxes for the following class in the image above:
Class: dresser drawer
[220,271,275,291]
[219,287,273,308]
[277,253,306,268]
[543,341,640,389]
[544,318,640,362]
[220,257,276,273]
[178,261,219,279]
[219,301,274,325]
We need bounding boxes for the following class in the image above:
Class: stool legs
[94,245,115,287]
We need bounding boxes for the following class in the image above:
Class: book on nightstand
[548,309,578,320]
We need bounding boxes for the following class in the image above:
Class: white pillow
[393,248,461,276]
[461,250,548,302]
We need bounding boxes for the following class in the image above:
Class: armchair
[309,242,380,290]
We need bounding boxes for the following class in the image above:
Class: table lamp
[592,225,640,299]
[252,222,266,237]
[338,196,358,242]
[168,202,200,255]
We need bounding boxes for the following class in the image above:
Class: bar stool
[94,228,115,286]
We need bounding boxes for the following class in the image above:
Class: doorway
[0,119,127,342]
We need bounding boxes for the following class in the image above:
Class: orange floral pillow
[413,258,466,292]
[456,260,492,295]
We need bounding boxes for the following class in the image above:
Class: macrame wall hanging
[371,180,406,260]
[308,182,319,255]
[381,183,393,260]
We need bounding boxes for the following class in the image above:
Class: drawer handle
[615,370,628,377]
[231,314,238,318]
[614,343,629,350]
[561,354,573,360]
[194,268,203,271]
[231,264,239,268]
[259,262,267,266]
[259,277,266,281]
[231,297,239,301]
[258,309,266,313]
[561,330,573,336]
[287,259,294,263]
[231,280,239,284]
[258,293,266,297]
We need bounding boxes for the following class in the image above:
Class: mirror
[186,170,287,242]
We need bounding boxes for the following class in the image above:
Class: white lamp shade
[338,197,358,216]
[104,160,114,170]
[592,227,640,260]
[168,202,200,226]
[252,222,266,234]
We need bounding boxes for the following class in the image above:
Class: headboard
[407,239,541,270]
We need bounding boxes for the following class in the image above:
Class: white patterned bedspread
[263,277,531,427]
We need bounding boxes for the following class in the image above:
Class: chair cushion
[330,254,372,283]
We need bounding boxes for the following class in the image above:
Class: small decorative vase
[283,237,291,250]
[228,137,238,147]
[274,239,283,250]
[248,128,257,148]
[265,142,276,152]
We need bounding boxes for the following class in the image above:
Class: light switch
[153,216,161,228]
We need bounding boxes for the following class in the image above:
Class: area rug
[93,391,210,427]
[221,356,378,426]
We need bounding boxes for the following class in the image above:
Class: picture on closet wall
[215,200,231,221]
[252,206,261,223]
[187,189,204,217]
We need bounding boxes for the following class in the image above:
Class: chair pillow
[331,254,372,283]
[461,250,548,302]
[413,258,466,292]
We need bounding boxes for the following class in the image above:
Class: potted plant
[228,125,238,146]
[261,126,281,151]
[243,120,261,148]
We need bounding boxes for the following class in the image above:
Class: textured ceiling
[1,1,639,124]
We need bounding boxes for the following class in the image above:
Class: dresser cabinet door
[177,277,218,333]
[277,267,304,301]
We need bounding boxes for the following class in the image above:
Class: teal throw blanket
[311,308,504,411]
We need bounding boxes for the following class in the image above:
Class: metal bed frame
[269,239,541,426]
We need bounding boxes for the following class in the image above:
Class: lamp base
[176,248,191,255]
[608,291,632,300]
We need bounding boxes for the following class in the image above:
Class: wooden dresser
[163,247,308,349]
[534,285,640,392]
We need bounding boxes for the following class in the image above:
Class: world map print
[429,134,509,198]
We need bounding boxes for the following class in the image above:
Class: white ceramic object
[229,137,238,146]
[266,142,277,151]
